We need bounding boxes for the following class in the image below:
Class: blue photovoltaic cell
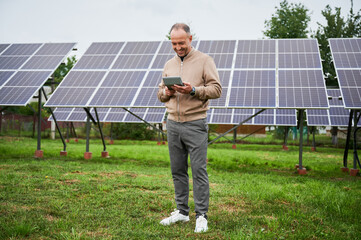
[84,42,125,55]
[237,40,276,53]
[279,87,328,108]
[0,56,29,69]
[0,71,15,86]
[232,109,253,124]
[46,88,96,106]
[278,70,325,87]
[278,39,319,53]
[235,53,275,68]
[112,55,153,69]
[307,115,329,126]
[0,44,10,54]
[5,71,52,87]
[89,88,138,107]
[329,38,361,53]
[232,70,275,87]
[229,87,276,108]
[151,54,174,69]
[59,71,107,87]
[209,54,234,68]
[74,55,116,69]
[142,71,162,87]
[198,40,236,53]
[2,43,42,56]
[102,71,146,87]
[332,53,361,68]
[133,71,163,107]
[0,87,39,105]
[121,41,160,54]
[21,56,65,69]
[35,43,77,55]
[278,53,321,68]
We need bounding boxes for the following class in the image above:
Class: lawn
[0,136,360,239]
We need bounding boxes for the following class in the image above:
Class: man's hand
[171,82,192,94]
[165,87,176,96]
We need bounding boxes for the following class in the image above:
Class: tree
[49,55,77,91]
[264,0,311,38]
[312,0,361,86]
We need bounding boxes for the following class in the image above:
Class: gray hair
[170,23,191,35]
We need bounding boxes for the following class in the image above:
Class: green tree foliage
[50,55,77,88]
[312,1,361,86]
[264,0,311,38]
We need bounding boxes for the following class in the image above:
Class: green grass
[0,136,360,239]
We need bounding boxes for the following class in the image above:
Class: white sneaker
[160,209,189,226]
[194,215,208,233]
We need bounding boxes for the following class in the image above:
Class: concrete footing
[60,151,67,157]
[232,144,237,149]
[298,168,307,175]
[282,145,289,151]
[84,152,92,159]
[109,140,114,145]
[350,168,359,177]
[34,150,43,158]
[101,151,109,158]
[341,167,349,173]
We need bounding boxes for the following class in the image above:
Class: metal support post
[312,126,316,151]
[94,108,107,152]
[283,126,289,150]
[298,109,306,174]
[343,110,354,170]
[208,109,266,145]
[232,126,237,149]
[86,112,91,153]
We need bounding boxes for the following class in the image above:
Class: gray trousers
[166,119,209,216]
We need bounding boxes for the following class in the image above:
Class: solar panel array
[329,38,361,109]
[207,108,297,126]
[0,43,76,106]
[48,107,166,123]
[45,39,328,110]
[307,89,353,126]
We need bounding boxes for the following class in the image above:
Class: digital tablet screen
[163,76,184,90]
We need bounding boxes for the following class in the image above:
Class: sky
[1,0,360,57]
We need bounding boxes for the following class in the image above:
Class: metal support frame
[352,110,360,169]
[312,126,316,151]
[94,108,106,152]
[122,108,165,137]
[110,122,114,141]
[37,89,42,151]
[343,110,354,168]
[283,126,289,147]
[208,109,266,145]
[298,109,305,170]
[41,87,67,151]
[85,111,91,153]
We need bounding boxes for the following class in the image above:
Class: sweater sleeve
[195,56,222,100]
[157,69,172,103]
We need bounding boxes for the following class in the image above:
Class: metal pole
[312,126,316,151]
[86,111,91,153]
[233,126,237,145]
[353,110,358,169]
[110,122,113,141]
[284,126,289,146]
[94,108,106,152]
[37,89,42,151]
[343,110,354,168]
[208,109,266,145]
[298,109,304,170]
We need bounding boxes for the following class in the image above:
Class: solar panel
[307,89,352,126]
[45,39,328,111]
[329,38,361,109]
[48,107,166,123]
[0,42,76,106]
[207,108,297,126]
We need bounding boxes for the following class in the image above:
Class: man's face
[170,29,192,57]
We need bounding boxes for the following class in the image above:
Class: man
[157,23,222,233]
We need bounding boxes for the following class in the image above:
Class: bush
[112,123,156,140]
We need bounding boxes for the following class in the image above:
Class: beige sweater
[157,48,222,122]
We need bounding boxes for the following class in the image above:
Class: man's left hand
[172,82,192,94]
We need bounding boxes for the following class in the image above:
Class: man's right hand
[165,87,176,96]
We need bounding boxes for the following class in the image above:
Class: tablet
[163,76,184,90]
